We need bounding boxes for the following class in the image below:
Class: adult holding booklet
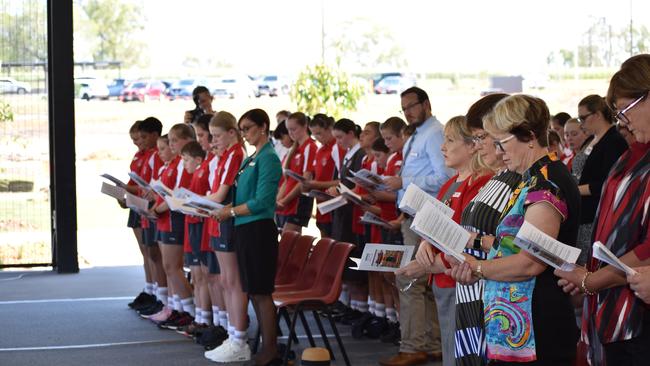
[447,94,580,365]
[555,54,650,366]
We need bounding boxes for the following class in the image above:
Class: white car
[211,75,258,99]
[75,77,110,100]
[0,77,31,94]
[257,75,290,97]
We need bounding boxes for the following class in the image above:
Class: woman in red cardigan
[398,115,492,366]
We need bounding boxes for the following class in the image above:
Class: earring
[528,143,534,148]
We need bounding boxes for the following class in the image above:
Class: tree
[75,0,147,66]
[290,64,365,119]
[0,100,12,123]
[0,0,47,63]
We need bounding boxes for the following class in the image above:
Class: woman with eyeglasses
[447,94,581,365]
[555,54,650,366]
[574,95,629,266]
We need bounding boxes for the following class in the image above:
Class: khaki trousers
[396,218,441,353]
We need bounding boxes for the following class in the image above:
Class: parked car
[166,78,209,100]
[211,75,258,99]
[107,78,127,98]
[257,75,290,97]
[373,75,415,94]
[75,77,110,100]
[121,80,166,102]
[0,77,31,94]
[371,72,403,88]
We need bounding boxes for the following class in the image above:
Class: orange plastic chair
[275,234,315,285]
[274,237,336,293]
[275,230,300,277]
[273,241,356,366]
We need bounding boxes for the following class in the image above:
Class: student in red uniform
[132,118,169,316]
[276,112,318,233]
[206,111,246,346]
[149,124,196,328]
[302,113,343,238]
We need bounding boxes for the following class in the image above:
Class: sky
[138,0,649,76]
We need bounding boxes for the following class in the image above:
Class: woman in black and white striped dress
[454,95,521,366]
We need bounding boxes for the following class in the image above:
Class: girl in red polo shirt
[276,112,318,233]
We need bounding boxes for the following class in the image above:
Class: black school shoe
[137,301,164,317]
[380,321,401,345]
[159,311,193,330]
[338,309,365,325]
[197,325,228,350]
[351,312,374,339]
[128,292,156,309]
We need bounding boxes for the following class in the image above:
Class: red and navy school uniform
[184,153,213,267]
[126,149,148,228]
[353,155,377,245]
[312,139,339,237]
[208,143,245,252]
[276,138,318,227]
[379,151,403,244]
[156,155,192,244]
[139,148,164,245]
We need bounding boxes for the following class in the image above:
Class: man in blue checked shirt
[380,87,451,366]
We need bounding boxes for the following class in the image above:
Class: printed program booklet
[349,244,415,272]
[410,200,468,262]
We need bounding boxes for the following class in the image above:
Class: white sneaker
[204,339,250,363]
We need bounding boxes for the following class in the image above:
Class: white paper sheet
[349,244,415,272]
[100,182,126,200]
[100,173,127,188]
[350,169,389,191]
[359,212,393,230]
[399,183,454,217]
[283,169,306,183]
[514,221,581,271]
[125,192,156,219]
[305,190,335,201]
[150,179,173,198]
[410,200,468,262]
[127,172,151,191]
[317,195,347,215]
[593,241,638,276]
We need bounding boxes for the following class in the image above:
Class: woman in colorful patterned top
[448,94,580,365]
[555,54,650,366]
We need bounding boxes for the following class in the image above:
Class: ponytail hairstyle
[169,123,196,140]
[210,111,243,146]
[283,112,312,168]
[371,137,390,153]
[334,118,361,138]
[444,115,490,176]
[380,117,407,136]
[193,113,213,142]
[309,113,335,129]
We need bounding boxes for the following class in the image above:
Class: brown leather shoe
[428,351,443,361]
[378,351,428,366]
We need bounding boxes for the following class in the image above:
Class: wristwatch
[230,208,237,218]
[473,263,485,279]
[473,235,483,250]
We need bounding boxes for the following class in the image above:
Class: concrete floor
[0,266,443,366]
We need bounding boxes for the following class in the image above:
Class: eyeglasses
[577,112,594,123]
[399,101,421,115]
[472,132,489,145]
[239,124,255,134]
[493,134,516,152]
[615,93,647,126]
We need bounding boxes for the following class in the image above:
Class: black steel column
[47,0,78,273]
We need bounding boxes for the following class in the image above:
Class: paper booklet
[593,241,638,276]
[410,200,469,262]
[177,189,224,212]
[514,221,581,271]
[317,195,347,215]
[164,196,218,218]
[304,190,335,201]
[399,183,454,218]
[101,182,126,200]
[149,179,173,198]
[339,183,371,208]
[127,172,151,191]
[349,244,415,272]
[283,169,306,183]
[100,173,127,188]
[359,212,393,230]
[125,193,156,220]
[350,169,389,191]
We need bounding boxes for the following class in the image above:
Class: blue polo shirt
[234,141,282,226]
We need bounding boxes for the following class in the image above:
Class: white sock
[144,282,155,295]
[356,301,369,313]
[375,303,386,317]
[219,311,228,328]
[157,287,168,305]
[202,310,212,325]
[181,297,195,317]
[368,299,376,315]
[212,306,220,325]
[195,312,204,324]
[173,294,182,311]
[233,330,247,347]
[339,284,350,306]
[386,307,397,323]
[350,300,359,311]
[153,282,159,294]
[228,325,236,337]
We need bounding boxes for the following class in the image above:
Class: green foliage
[75,0,147,66]
[290,64,365,120]
[0,100,13,122]
[0,0,47,63]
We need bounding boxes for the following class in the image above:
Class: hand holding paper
[399,184,454,217]
[514,221,581,271]
[349,244,415,272]
[593,241,638,276]
[410,201,468,262]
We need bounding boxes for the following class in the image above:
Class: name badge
[452,192,461,198]
[294,154,301,160]
[249,162,256,167]
[409,152,418,157]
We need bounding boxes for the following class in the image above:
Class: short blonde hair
[484,94,550,147]
[444,115,490,175]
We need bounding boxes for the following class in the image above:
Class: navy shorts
[157,212,185,245]
[142,220,158,246]
[127,209,141,228]
[202,251,220,274]
[210,234,235,252]
[188,222,203,255]
[316,222,333,238]
[184,252,200,267]
[277,196,313,228]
